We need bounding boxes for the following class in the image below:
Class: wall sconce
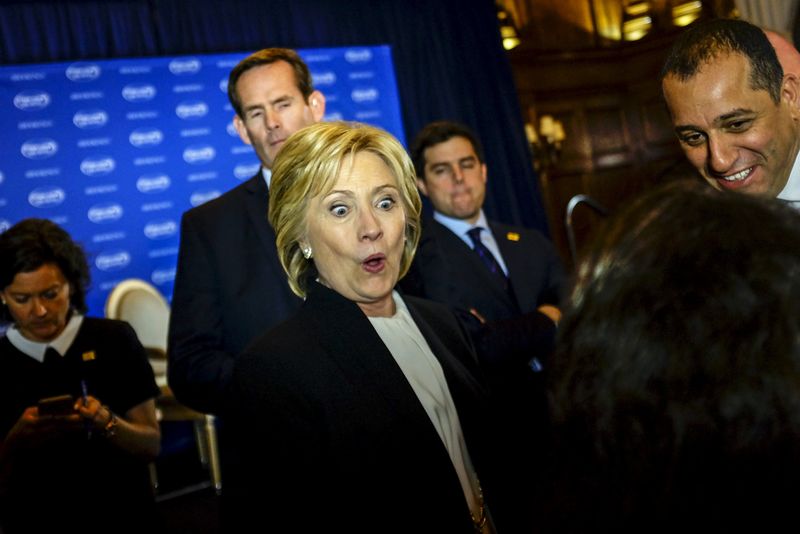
[622,0,653,41]
[497,6,521,50]
[525,115,566,172]
[671,0,703,27]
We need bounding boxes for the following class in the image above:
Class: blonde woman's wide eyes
[330,205,348,217]
[377,197,396,210]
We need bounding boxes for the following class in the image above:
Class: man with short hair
[168,48,326,414]
[661,18,800,205]
[402,120,563,342]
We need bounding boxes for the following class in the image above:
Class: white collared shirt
[778,148,800,208]
[433,210,509,276]
[6,314,84,362]
[262,167,273,190]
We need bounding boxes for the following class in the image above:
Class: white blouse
[368,291,483,522]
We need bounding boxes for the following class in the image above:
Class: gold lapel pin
[82,351,96,362]
[506,232,520,242]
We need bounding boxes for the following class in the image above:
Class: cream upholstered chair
[105,278,222,494]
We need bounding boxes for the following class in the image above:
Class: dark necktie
[466,227,508,288]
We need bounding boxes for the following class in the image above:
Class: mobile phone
[37,394,76,416]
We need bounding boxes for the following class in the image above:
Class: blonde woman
[225,122,505,533]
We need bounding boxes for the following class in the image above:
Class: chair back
[565,194,610,266]
[105,279,170,385]
[105,278,170,350]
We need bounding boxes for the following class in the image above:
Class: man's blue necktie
[466,227,508,289]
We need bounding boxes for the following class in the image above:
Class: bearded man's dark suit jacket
[168,173,301,414]
[225,282,521,532]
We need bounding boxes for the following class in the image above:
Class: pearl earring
[301,245,313,260]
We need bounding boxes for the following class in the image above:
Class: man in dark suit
[401,120,564,368]
[167,48,326,415]
[400,121,565,529]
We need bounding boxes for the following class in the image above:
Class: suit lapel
[432,220,516,308]
[405,300,484,400]
[243,173,279,256]
[243,174,293,287]
[303,283,441,430]
[491,222,536,312]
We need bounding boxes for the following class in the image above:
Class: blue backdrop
[0,46,404,316]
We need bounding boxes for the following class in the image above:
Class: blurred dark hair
[227,48,314,118]
[546,180,800,530]
[0,219,90,322]
[410,120,485,179]
[661,18,783,103]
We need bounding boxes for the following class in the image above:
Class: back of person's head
[0,218,90,322]
[547,180,800,531]
[227,48,314,117]
[268,121,422,298]
[661,18,784,103]
[764,28,800,77]
[410,120,485,179]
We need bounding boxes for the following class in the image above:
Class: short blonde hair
[268,121,422,298]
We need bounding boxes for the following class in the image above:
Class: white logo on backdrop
[73,110,109,129]
[183,145,216,164]
[88,203,124,223]
[10,72,45,81]
[129,128,164,147]
[20,139,58,160]
[349,71,375,80]
[174,83,204,93]
[13,91,51,111]
[144,220,178,239]
[136,174,171,193]
[351,88,379,103]
[312,71,336,86]
[122,84,157,102]
[345,49,373,63]
[66,63,102,82]
[0,220,11,233]
[28,186,66,208]
[80,156,116,176]
[355,110,382,120]
[176,101,209,119]
[120,65,152,75]
[95,250,131,271]
[169,58,202,75]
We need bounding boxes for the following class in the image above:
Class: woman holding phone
[0,218,161,534]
